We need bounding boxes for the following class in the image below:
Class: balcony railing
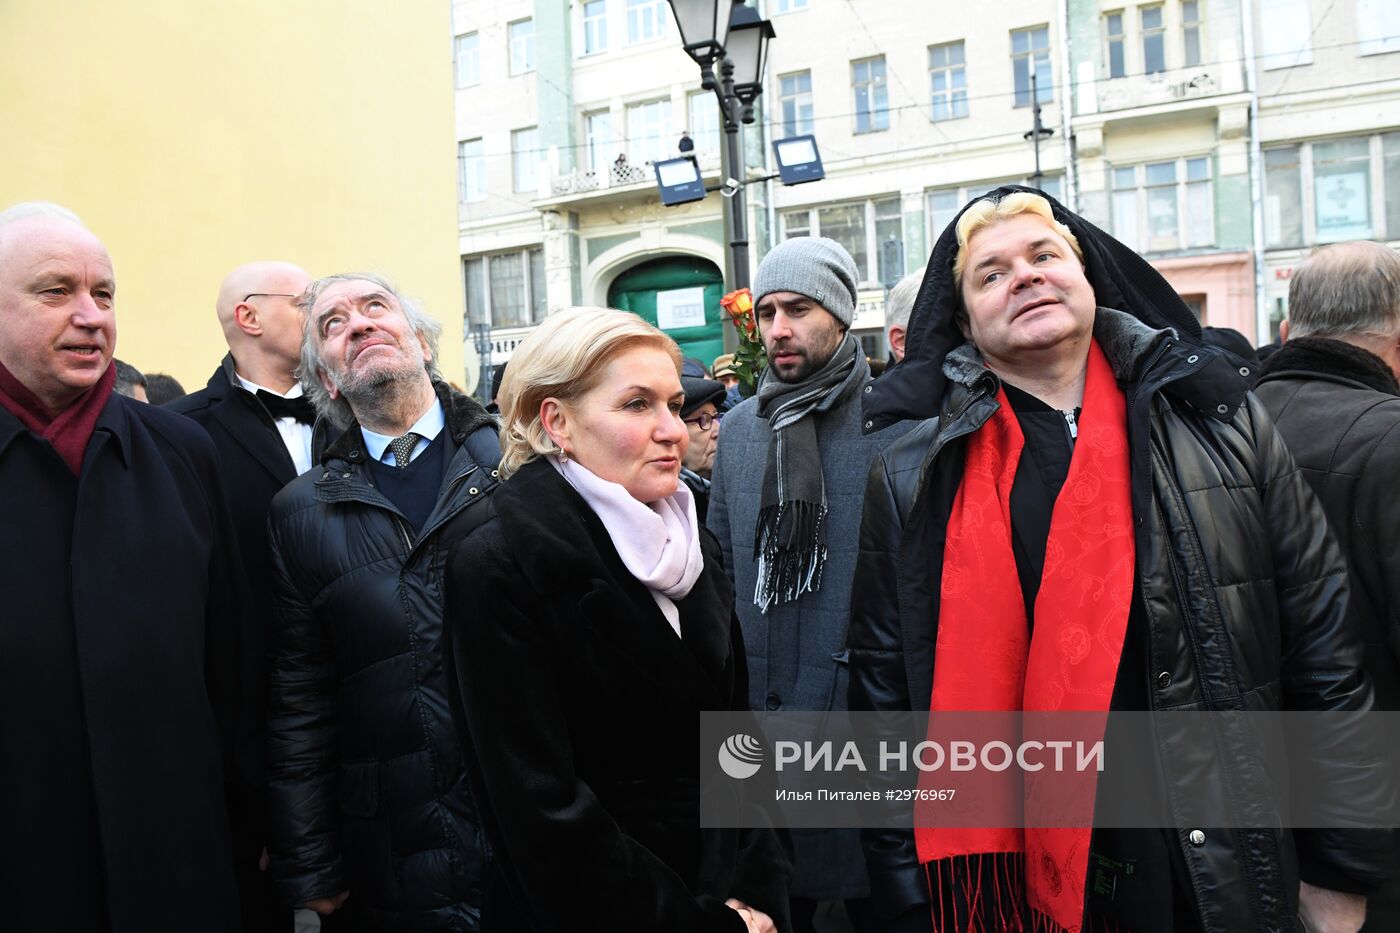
[548,150,722,198]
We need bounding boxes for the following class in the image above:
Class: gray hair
[1288,241,1400,341]
[112,359,147,398]
[296,272,443,428]
[885,266,926,337]
[0,202,87,258]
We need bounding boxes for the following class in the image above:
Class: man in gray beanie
[708,236,913,932]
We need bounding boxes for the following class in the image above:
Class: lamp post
[667,0,773,289]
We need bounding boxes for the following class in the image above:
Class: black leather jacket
[849,309,1393,932]
[266,382,501,930]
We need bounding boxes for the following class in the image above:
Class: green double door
[607,256,725,367]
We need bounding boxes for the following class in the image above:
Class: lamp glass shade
[667,0,730,57]
[726,6,773,90]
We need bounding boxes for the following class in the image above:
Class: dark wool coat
[265,382,500,931]
[444,457,791,933]
[1256,336,1400,930]
[708,357,911,900]
[167,355,334,908]
[0,393,245,933]
[852,308,1395,932]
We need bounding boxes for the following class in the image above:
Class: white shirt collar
[234,371,306,399]
[360,397,446,463]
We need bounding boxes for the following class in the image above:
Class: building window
[464,247,548,329]
[458,139,485,203]
[626,98,672,164]
[1264,135,1400,246]
[852,57,889,134]
[772,0,808,12]
[455,33,480,87]
[1011,26,1052,107]
[1259,0,1312,69]
[1182,0,1203,66]
[1385,132,1400,240]
[1313,138,1373,242]
[929,42,968,121]
[583,0,608,54]
[512,127,539,194]
[688,91,720,153]
[781,196,904,284]
[1264,147,1304,248]
[779,71,814,138]
[509,19,535,74]
[1112,157,1214,252]
[1358,0,1400,56]
[1104,12,1126,78]
[584,110,616,174]
[1140,6,1166,74]
[782,209,811,238]
[627,0,667,43]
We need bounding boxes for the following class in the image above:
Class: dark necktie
[388,432,422,469]
[256,390,317,425]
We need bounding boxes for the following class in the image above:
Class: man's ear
[318,367,340,400]
[235,301,262,338]
[1278,318,1290,343]
[888,324,907,360]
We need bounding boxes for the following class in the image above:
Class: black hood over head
[862,184,1203,432]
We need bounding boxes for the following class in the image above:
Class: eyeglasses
[243,293,299,302]
[683,412,721,431]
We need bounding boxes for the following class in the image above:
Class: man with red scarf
[0,202,247,932]
[850,190,1392,933]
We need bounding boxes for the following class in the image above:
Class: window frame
[582,0,608,55]
[1110,156,1216,253]
[1181,0,1203,67]
[509,19,535,75]
[1140,4,1167,75]
[464,246,549,330]
[928,40,969,122]
[778,70,814,138]
[1103,11,1126,79]
[458,138,485,203]
[1011,25,1053,108]
[851,56,890,135]
[625,0,667,44]
[455,32,480,88]
[511,126,540,194]
[780,195,905,285]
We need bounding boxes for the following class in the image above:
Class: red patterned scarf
[914,339,1135,932]
[0,358,116,475]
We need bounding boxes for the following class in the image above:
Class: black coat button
[1156,671,1172,689]
[765,694,781,710]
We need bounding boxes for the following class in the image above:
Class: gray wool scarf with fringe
[753,332,864,613]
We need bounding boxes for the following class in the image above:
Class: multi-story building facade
[454,0,1399,366]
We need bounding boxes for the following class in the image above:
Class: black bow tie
[256,390,317,425]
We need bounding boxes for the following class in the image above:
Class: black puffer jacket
[850,308,1393,932]
[266,382,501,931]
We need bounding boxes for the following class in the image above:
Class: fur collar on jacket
[1257,336,1400,396]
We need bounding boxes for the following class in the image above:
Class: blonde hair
[497,307,683,478]
[952,192,1085,283]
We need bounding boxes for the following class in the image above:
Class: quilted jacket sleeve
[264,507,345,905]
[849,452,930,919]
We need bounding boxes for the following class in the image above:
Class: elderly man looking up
[0,202,245,931]
[264,273,499,930]
[854,188,1391,933]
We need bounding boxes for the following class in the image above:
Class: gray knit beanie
[751,236,859,328]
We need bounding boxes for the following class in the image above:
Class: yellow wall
[0,0,465,390]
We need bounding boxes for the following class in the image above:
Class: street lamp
[666,0,775,288]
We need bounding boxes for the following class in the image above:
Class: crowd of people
[0,190,1395,933]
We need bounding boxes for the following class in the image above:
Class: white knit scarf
[551,455,704,636]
